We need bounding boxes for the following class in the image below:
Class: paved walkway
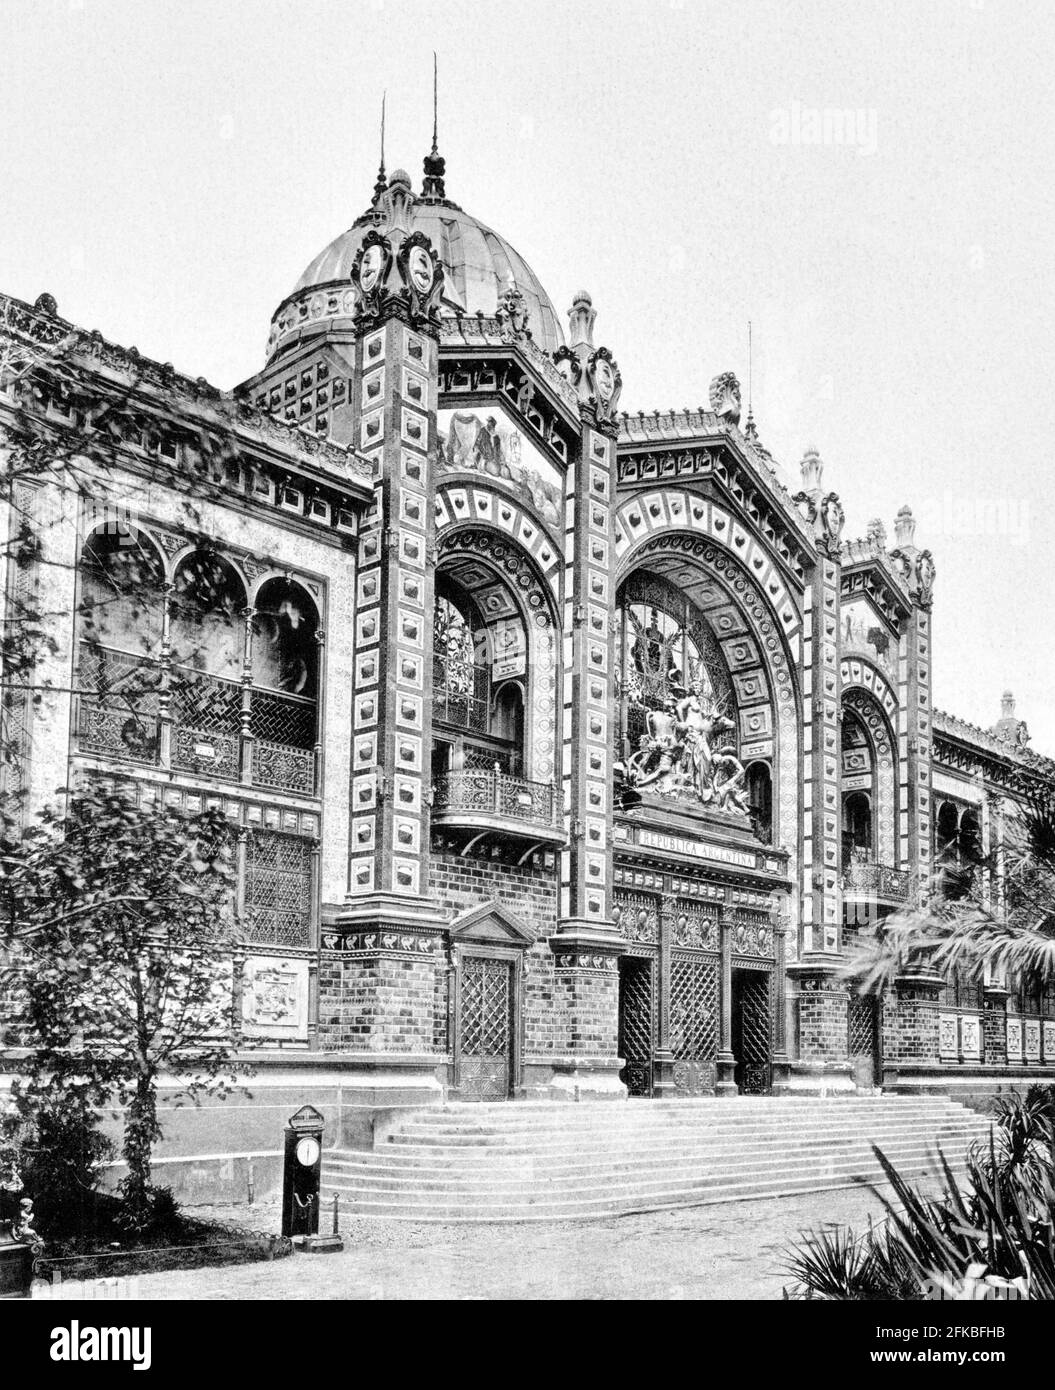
[128,1186,899,1300]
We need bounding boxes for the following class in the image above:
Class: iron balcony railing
[432,767,562,830]
[76,642,318,796]
[842,856,911,903]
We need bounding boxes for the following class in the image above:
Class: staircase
[324,1096,993,1223]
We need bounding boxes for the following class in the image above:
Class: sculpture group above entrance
[615,577,749,816]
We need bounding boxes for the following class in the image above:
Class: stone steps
[322,1096,992,1222]
[326,1125,988,1184]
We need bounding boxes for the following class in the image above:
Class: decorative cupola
[793,447,844,558]
[889,504,935,607]
[554,290,622,424]
[993,691,1030,749]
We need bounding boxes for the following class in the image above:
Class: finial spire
[422,54,447,198]
[432,51,438,155]
[372,92,387,204]
[744,320,758,438]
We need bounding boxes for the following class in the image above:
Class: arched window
[80,525,165,655]
[169,551,245,678]
[842,791,874,867]
[77,526,166,762]
[169,553,246,778]
[746,761,772,845]
[937,801,961,856]
[431,581,525,775]
[250,579,320,794]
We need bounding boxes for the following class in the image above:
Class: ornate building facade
[2,147,1053,1193]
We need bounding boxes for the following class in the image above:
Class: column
[548,294,626,1098]
[716,916,737,1096]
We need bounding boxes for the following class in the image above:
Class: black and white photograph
[0,0,1053,1352]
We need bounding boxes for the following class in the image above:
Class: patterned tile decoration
[939,1011,959,1059]
[1044,1021,1055,1062]
[347,319,434,897]
[613,488,802,663]
[1006,1016,1023,1060]
[557,427,617,923]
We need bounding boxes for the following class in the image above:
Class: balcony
[842,854,911,905]
[76,643,318,797]
[431,767,565,847]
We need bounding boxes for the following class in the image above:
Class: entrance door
[458,955,514,1100]
[618,956,655,1096]
[848,994,882,1088]
[732,969,772,1094]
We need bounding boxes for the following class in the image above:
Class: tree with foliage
[783,1088,1055,1300]
[784,793,1055,1301]
[0,782,241,1232]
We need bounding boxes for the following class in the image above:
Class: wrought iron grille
[245,830,313,948]
[170,667,242,734]
[433,656,489,733]
[669,953,719,1061]
[848,995,878,1057]
[736,972,771,1094]
[459,956,512,1100]
[619,958,655,1096]
[461,743,518,774]
[171,667,242,778]
[251,688,316,748]
[77,644,161,762]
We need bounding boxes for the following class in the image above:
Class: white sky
[2,0,1053,750]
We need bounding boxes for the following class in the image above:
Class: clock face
[359,244,383,293]
[594,359,615,403]
[295,1136,320,1167]
[409,246,434,294]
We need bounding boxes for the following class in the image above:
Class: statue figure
[708,372,742,427]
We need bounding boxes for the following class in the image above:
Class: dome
[290,195,565,356]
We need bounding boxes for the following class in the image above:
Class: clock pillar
[325,174,448,1117]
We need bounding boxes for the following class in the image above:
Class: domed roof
[291,192,565,356]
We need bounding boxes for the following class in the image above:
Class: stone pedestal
[889,971,944,1067]
[983,984,1011,1067]
[786,958,855,1094]
[548,923,627,1100]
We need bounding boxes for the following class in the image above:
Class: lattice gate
[458,956,513,1100]
[669,952,719,1095]
[618,956,655,1096]
[733,969,772,1094]
[848,994,881,1088]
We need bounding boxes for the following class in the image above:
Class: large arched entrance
[610,542,796,1097]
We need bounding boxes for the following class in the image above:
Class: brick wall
[429,851,557,939]
[797,984,849,1064]
[983,992,1009,1066]
[316,952,440,1053]
[431,850,562,1055]
[888,981,941,1065]
[554,966,619,1057]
